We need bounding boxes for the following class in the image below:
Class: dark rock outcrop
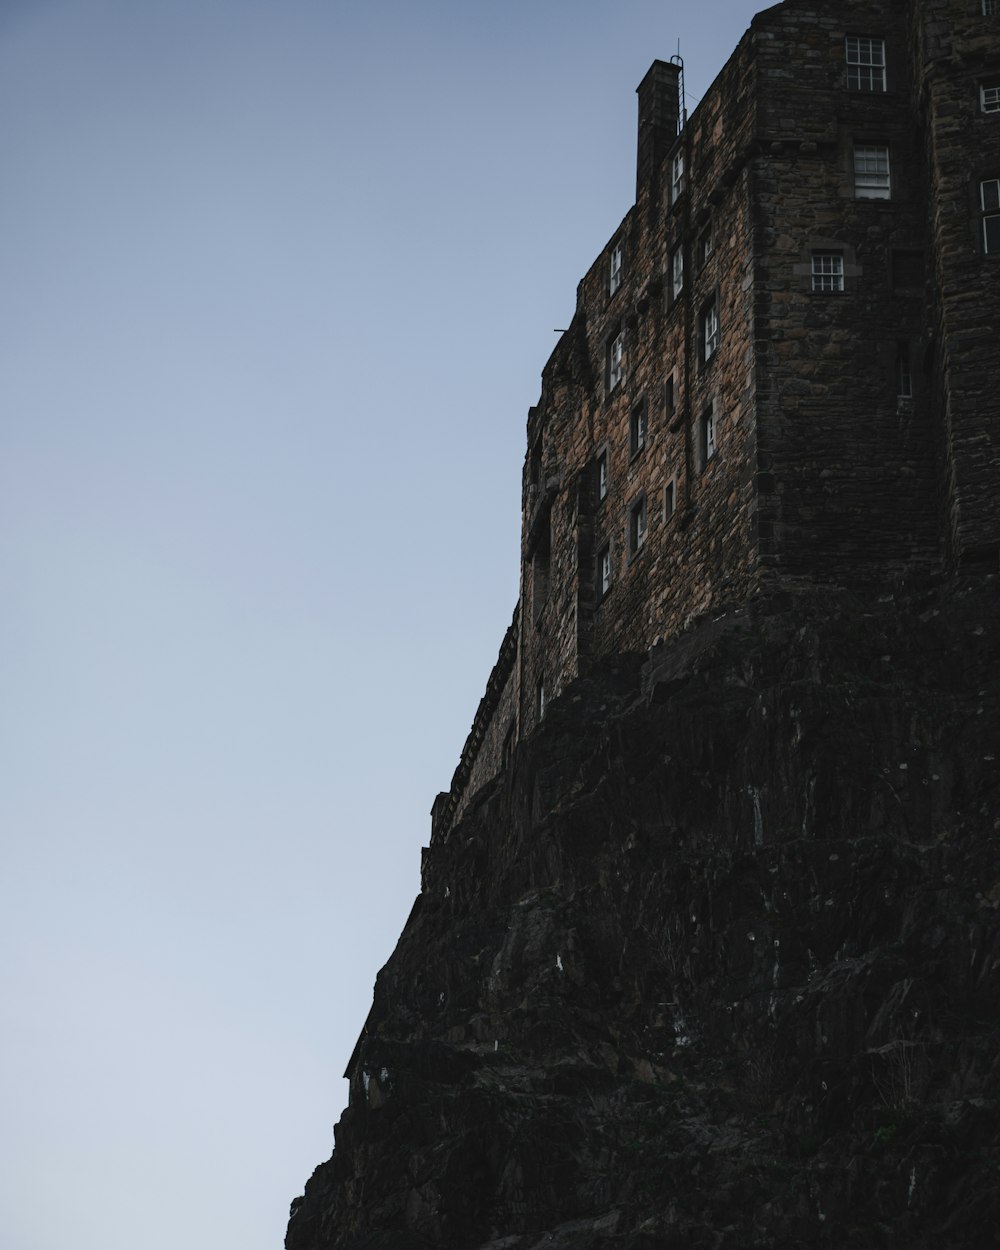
[287,581,1000,1249]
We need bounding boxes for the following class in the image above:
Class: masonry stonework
[430,0,1000,843]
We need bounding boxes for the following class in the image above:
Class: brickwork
[430,0,1000,843]
[917,0,1000,567]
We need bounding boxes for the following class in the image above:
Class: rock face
[286,582,1000,1250]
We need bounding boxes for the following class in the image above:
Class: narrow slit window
[699,297,720,364]
[630,401,647,458]
[896,343,913,400]
[629,496,647,555]
[605,332,620,390]
[670,246,684,300]
[664,480,676,520]
[609,242,623,294]
[982,179,1000,252]
[598,544,612,597]
[607,329,625,392]
[701,405,717,467]
[597,450,609,502]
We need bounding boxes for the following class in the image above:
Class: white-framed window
[701,404,717,467]
[609,242,623,295]
[698,227,713,267]
[699,297,720,364]
[982,178,1000,252]
[984,0,998,16]
[630,401,647,458]
[628,495,647,555]
[607,329,624,392]
[663,479,676,520]
[597,449,609,501]
[846,36,886,92]
[671,150,685,202]
[598,543,612,597]
[982,82,1000,112]
[812,251,845,292]
[854,144,891,198]
[670,245,684,300]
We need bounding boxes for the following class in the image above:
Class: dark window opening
[630,401,647,458]
[596,450,609,502]
[698,296,720,365]
[597,543,612,599]
[629,496,647,556]
[896,343,913,401]
[701,405,717,468]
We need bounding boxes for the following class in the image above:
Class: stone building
[430,0,1000,843]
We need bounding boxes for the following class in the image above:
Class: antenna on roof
[671,43,687,132]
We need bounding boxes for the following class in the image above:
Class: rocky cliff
[286,581,1000,1249]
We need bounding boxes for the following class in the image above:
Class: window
[628,496,647,555]
[896,343,913,400]
[665,374,675,416]
[670,245,684,300]
[664,479,676,520]
[501,723,515,769]
[854,144,890,198]
[596,450,609,502]
[699,297,720,364]
[984,0,998,15]
[701,405,717,468]
[536,678,546,720]
[982,179,1000,252]
[698,227,714,267]
[531,546,550,622]
[981,82,1000,112]
[630,401,647,458]
[609,242,623,295]
[812,252,844,292]
[671,150,685,202]
[597,543,612,598]
[846,37,886,92]
[607,329,624,392]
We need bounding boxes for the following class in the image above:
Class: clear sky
[1,2,764,1247]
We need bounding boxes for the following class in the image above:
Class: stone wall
[918,0,1000,568]
[432,0,1000,839]
[751,0,940,579]
[431,608,519,842]
[518,37,766,742]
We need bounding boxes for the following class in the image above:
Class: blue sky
[1,3,764,1247]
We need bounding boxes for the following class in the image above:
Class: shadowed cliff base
[287,578,1000,1250]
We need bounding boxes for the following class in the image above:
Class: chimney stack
[636,60,681,199]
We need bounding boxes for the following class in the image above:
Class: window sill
[627,543,649,566]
